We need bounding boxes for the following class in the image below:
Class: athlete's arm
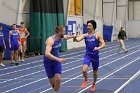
[124,31,128,39]
[45,37,65,63]
[2,36,6,49]
[118,31,120,38]
[9,31,12,48]
[64,32,78,40]
[94,32,105,50]
[74,34,86,42]
[17,31,21,45]
[25,28,30,38]
[63,35,77,40]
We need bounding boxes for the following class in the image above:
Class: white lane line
[114,69,140,93]
[0,65,82,83]
[0,65,42,77]
[0,77,132,80]
[1,43,116,70]
[2,39,138,71]
[2,43,140,93]
[0,60,42,71]
[1,42,131,77]
[0,41,139,92]
[40,50,140,93]
[1,44,139,83]
[62,78,130,80]
[78,57,140,93]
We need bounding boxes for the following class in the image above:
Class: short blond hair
[55,26,65,33]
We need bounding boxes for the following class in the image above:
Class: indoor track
[0,38,140,93]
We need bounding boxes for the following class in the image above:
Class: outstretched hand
[73,32,78,42]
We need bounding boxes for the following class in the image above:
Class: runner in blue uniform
[74,20,105,92]
[0,25,6,66]
[44,26,77,93]
[9,24,20,65]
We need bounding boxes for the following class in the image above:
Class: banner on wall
[66,21,83,35]
[69,0,75,16]
[103,25,113,42]
[66,16,83,36]
[66,21,76,35]
[66,16,84,49]
[75,0,82,15]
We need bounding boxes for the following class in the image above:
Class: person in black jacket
[118,27,128,53]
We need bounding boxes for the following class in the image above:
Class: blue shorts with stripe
[10,42,19,51]
[44,57,62,79]
[83,55,99,70]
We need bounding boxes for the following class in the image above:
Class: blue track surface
[0,38,140,93]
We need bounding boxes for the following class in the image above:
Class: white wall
[83,0,103,35]
[129,1,140,20]
[95,0,102,19]
[0,0,19,25]
[126,21,140,38]
[134,1,140,20]
[63,0,69,23]
[95,18,103,35]
[0,0,29,27]
[83,0,103,23]
[102,0,116,25]
[83,0,95,23]
[117,0,128,27]
[128,1,133,20]
[17,0,30,27]
[102,0,128,26]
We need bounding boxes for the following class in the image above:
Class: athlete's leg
[10,51,14,64]
[22,41,26,61]
[120,39,127,52]
[44,64,55,90]
[15,50,19,64]
[118,39,122,51]
[81,56,90,88]
[92,59,99,83]
[14,44,19,65]
[53,62,62,92]
[83,64,89,81]
[93,70,98,84]
[0,52,4,66]
[83,56,90,81]
[18,44,22,61]
[49,78,55,89]
[90,58,99,91]
[45,69,55,90]
[0,52,2,64]
[10,43,15,64]
[90,70,98,91]
[0,46,4,66]
[54,74,61,92]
